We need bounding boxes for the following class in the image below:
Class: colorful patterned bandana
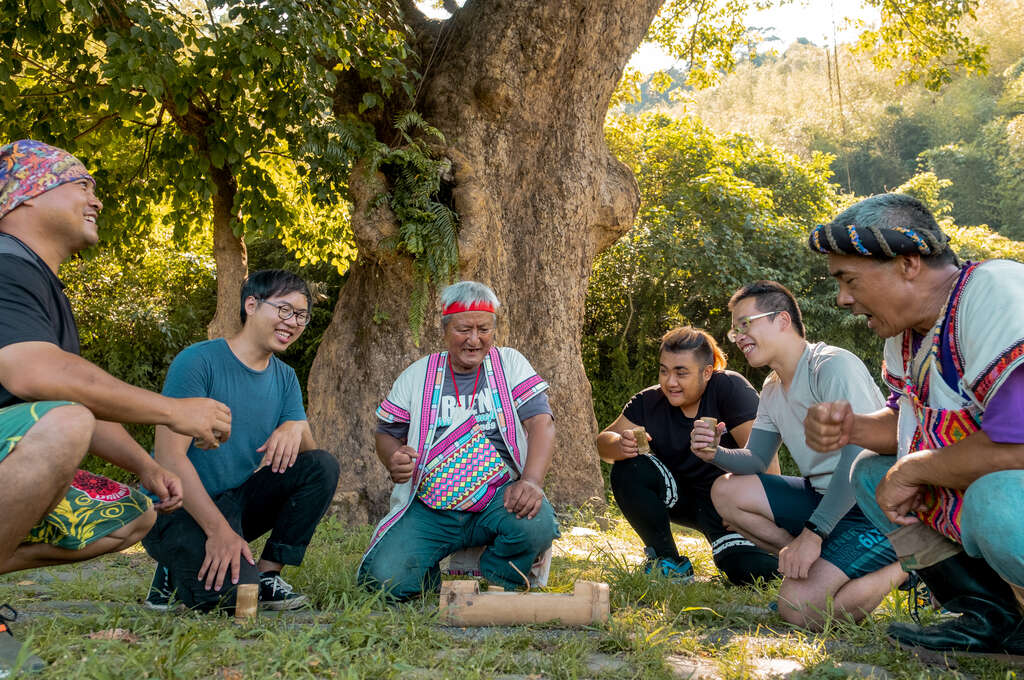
[0,140,94,220]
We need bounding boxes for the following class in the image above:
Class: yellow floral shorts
[1,401,152,550]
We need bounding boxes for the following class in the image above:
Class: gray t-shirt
[745,342,884,533]
[377,368,552,476]
[754,342,884,492]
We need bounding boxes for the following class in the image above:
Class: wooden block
[439,580,610,627]
[234,583,258,623]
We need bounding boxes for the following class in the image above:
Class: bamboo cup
[234,583,258,623]
[631,427,650,454]
[699,417,718,453]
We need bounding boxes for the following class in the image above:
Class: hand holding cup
[691,417,723,462]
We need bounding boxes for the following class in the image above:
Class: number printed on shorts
[858,528,885,549]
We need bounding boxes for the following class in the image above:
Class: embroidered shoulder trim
[512,374,549,409]
[375,399,410,424]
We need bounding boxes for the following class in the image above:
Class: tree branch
[442,0,459,15]
[72,113,120,140]
[397,0,441,43]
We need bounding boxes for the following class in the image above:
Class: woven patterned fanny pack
[417,409,511,512]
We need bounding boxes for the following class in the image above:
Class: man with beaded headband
[359,281,559,600]
[0,140,231,672]
[805,192,1024,659]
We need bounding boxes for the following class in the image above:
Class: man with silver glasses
[142,269,339,612]
[690,280,905,629]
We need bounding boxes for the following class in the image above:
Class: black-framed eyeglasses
[259,299,311,326]
[727,311,780,342]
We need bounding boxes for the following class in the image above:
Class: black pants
[610,455,778,586]
[142,449,340,611]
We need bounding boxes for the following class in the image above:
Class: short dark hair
[814,193,959,268]
[728,280,805,338]
[239,269,311,325]
[660,326,727,371]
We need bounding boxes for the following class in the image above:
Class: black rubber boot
[887,551,1024,657]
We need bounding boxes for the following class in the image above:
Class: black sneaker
[258,572,308,611]
[0,604,45,676]
[144,564,172,611]
[643,547,696,584]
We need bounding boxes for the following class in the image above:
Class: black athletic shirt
[622,370,760,492]
[0,234,80,408]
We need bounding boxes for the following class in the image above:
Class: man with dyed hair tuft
[596,325,779,586]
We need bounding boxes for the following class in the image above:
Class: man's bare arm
[520,413,555,486]
[154,425,254,590]
[595,413,643,463]
[893,430,1024,490]
[805,402,898,455]
[89,421,183,512]
[0,342,230,448]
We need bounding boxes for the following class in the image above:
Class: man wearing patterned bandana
[804,192,1024,659]
[0,140,231,672]
[359,280,559,600]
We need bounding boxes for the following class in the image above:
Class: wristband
[803,520,829,541]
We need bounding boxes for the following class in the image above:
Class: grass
[1,509,1021,679]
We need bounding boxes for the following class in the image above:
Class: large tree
[4,0,987,522]
[309,1,664,521]
[309,0,990,522]
[1,0,403,337]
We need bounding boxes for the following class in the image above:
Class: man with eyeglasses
[0,140,229,673]
[690,280,905,630]
[141,269,339,612]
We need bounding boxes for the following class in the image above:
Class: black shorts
[759,473,897,579]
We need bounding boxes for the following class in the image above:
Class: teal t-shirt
[159,338,307,496]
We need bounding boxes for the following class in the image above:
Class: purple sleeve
[982,365,1024,444]
[886,390,900,411]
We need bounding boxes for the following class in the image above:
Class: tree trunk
[309,0,662,523]
[206,166,247,340]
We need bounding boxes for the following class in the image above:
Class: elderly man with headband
[804,192,1024,659]
[0,140,231,672]
[359,281,559,600]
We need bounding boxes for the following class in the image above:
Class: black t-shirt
[0,235,80,408]
[622,370,759,492]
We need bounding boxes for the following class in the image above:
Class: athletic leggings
[610,454,778,586]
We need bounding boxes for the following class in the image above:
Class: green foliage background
[586,115,1024,433]
[3,0,1023,491]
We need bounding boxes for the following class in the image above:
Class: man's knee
[609,456,648,493]
[962,471,1024,580]
[358,552,437,601]
[497,501,558,554]
[711,474,740,517]
[777,578,826,625]
[108,509,157,551]
[29,404,95,470]
[296,449,340,495]
[850,451,890,508]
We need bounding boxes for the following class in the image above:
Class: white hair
[440,280,500,328]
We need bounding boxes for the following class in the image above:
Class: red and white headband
[441,300,496,316]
